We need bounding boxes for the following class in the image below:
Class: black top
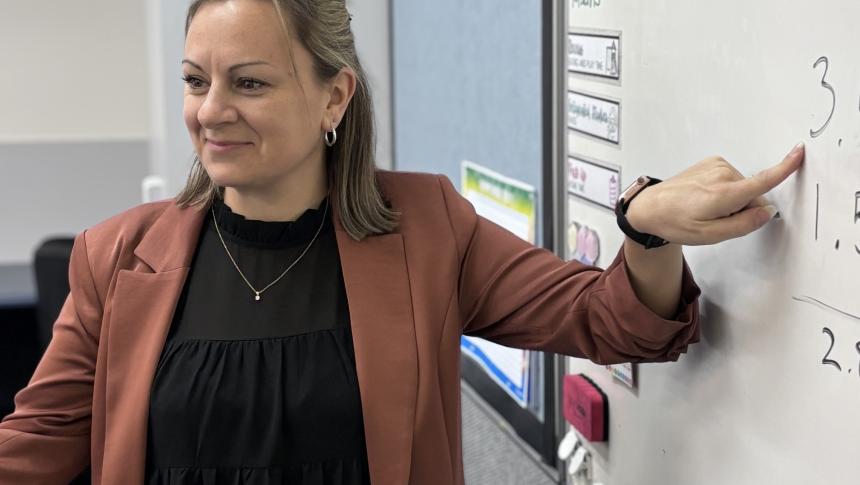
[144,195,371,484]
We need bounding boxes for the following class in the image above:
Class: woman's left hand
[626,143,805,246]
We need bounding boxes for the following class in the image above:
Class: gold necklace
[210,198,329,302]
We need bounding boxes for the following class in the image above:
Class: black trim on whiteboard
[540,0,560,475]
[566,30,622,81]
[566,89,622,146]
[549,0,568,481]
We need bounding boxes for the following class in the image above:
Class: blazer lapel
[101,201,207,484]
[333,205,418,485]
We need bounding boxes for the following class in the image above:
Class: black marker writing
[822,327,842,371]
[816,183,820,241]
[792,296,860,322]
[819,327,860,379]
[810,56,836,138]
[856,341,860,380]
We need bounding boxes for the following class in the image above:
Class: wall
[346,0,393,171]
[391,0,543,199]
[0,0,151,265]
[146,0,194,199]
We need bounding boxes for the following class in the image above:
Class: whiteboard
[562,1,860,484]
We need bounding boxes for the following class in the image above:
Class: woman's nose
[197,82,239,127]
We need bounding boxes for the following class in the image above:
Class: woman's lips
[206,140,251,153]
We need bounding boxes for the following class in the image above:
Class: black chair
[33,238,75,353]
[32,237,90,484]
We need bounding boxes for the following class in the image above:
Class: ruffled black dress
[144,195,372,485]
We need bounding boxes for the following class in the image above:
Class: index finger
[729,142,805,206]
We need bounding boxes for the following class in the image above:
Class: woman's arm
[445,143,803,363]
[619,143,805,319]
[442,174,701,365]
[622,240,683,320]
[0,231,98,484]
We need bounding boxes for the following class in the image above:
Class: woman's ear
[324,67,357,130]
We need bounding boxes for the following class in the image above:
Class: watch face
[619,176,651,203]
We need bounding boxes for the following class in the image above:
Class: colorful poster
[461,161,537,244]
[460,160,537,407]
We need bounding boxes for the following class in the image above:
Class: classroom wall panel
[392,0,543,212]
[0,140,149,265]
[393,0,560,482]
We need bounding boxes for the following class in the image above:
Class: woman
[0,0,803,484]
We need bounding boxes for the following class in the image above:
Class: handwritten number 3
[810,56,836,138]
[822,327,841,371]
[856,341,860,379]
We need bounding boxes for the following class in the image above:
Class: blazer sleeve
[438,174,701,364]
[0,231,98,484]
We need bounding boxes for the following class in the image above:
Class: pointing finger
[728,142,805,209]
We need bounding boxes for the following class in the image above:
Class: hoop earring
[324,126,337,147]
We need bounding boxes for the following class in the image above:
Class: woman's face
[182,0,331,193]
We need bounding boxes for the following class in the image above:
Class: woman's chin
[202,162,248,185]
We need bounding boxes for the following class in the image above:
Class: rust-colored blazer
[0,171,701,484]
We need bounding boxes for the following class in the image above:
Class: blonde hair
[175,0,398,240]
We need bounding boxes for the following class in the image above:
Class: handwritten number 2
[810,56,836,138]
[822,327,842,371]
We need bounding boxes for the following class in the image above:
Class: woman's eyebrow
[181,59,272,72]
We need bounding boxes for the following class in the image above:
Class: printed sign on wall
[568,155,621,211]
[568,31,621,80]
[567,90,621,144]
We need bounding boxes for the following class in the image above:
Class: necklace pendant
[255,293,261,301]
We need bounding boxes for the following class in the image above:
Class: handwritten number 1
[822,327,842,371]
[810,56,836,138]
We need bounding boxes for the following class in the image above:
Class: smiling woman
[175,0,398,239]
[0,1,804,485]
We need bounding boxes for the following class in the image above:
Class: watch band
[615,176,670,249]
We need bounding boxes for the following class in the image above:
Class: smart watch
[615,176,670,249]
